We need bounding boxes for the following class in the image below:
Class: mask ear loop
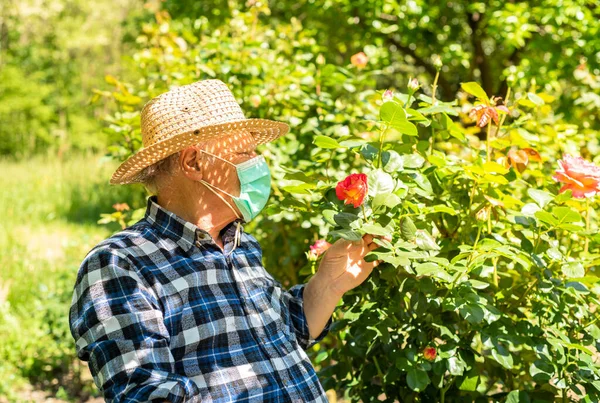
[196,148,244,255]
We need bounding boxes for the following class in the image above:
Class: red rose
[335,173,368,208]
[423,346,437,361]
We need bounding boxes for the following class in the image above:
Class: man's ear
[179,146,204,180]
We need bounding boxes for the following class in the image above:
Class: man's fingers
[362,233,374,244]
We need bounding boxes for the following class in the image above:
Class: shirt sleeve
[284,283,334,350]
[68,248,201,403]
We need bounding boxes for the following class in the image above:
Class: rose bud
[407,77,420,92]
[308,239,332,261]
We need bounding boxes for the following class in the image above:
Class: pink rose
[308,239,331,260]
[553,154,600,199]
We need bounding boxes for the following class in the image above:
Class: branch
[387,36,453,99]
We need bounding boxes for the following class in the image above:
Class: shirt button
[283,379,289,386]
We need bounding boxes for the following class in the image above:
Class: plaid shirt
[69,195,334,402]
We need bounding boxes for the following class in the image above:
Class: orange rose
[552,154,600,199]
[335,173,368,208]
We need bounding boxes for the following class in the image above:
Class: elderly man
[69,79,386,402]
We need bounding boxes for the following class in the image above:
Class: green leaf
[380,101,407,126]
[410,172,433,194]
[491,342,514,369]
[529,360,554,382]
[406,368,430,392]
[361,223,390,236]
[528,188,553,208]
[281,183,316,194]
[535,210,558,226]
[552,206,582,225]
[401,217,417,241]
[415,263,452,282]
[313,135,340,149]
[329,229,362,241]
[459,304,485,324]
[338,138,367,148]
[446,356,466,376]
[461,82,489,102]
[333,212,359,228]
[562,261,585,278]
[506,390,531,403]
[382,150,404,172]
[415,229,440,250]
[367,169,395,197]
[372,193,401,210]
[402,153,426,168]
[457,369,480,392]
[527,92,545,106]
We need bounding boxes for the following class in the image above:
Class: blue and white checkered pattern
[69,195,334,402]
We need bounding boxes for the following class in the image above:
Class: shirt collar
[144,195,245,253]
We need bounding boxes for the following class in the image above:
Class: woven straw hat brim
[109,118,289,185]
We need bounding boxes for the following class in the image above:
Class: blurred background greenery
[0,0,599,401]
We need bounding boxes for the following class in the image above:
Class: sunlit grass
[0,153,146,401]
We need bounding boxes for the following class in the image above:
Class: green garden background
[1,0,600,401]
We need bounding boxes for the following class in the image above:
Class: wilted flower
[308,239,331,260]
[336,173,368,208]
[423,346,437,361]
[113,203,130,212]
[350,52,368,69]
[552,154,600,199]
[475,205,491,222]
[382,89,394,101]
[502,148,541,173]
[469,104,509,128]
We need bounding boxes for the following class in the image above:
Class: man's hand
[315,233,392,297]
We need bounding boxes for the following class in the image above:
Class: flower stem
[362,203,369,224]
[584,198,591,254]
[432,70,440,105]
[486,122,492,163]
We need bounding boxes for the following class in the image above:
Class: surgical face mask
[196,150,271,223]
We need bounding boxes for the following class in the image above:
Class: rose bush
[293,76,600,401]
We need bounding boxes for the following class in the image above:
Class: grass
[0,152,146,401]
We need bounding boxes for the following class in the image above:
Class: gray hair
[138,151,181,195]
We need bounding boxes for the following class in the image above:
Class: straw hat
[109,79,290,185]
